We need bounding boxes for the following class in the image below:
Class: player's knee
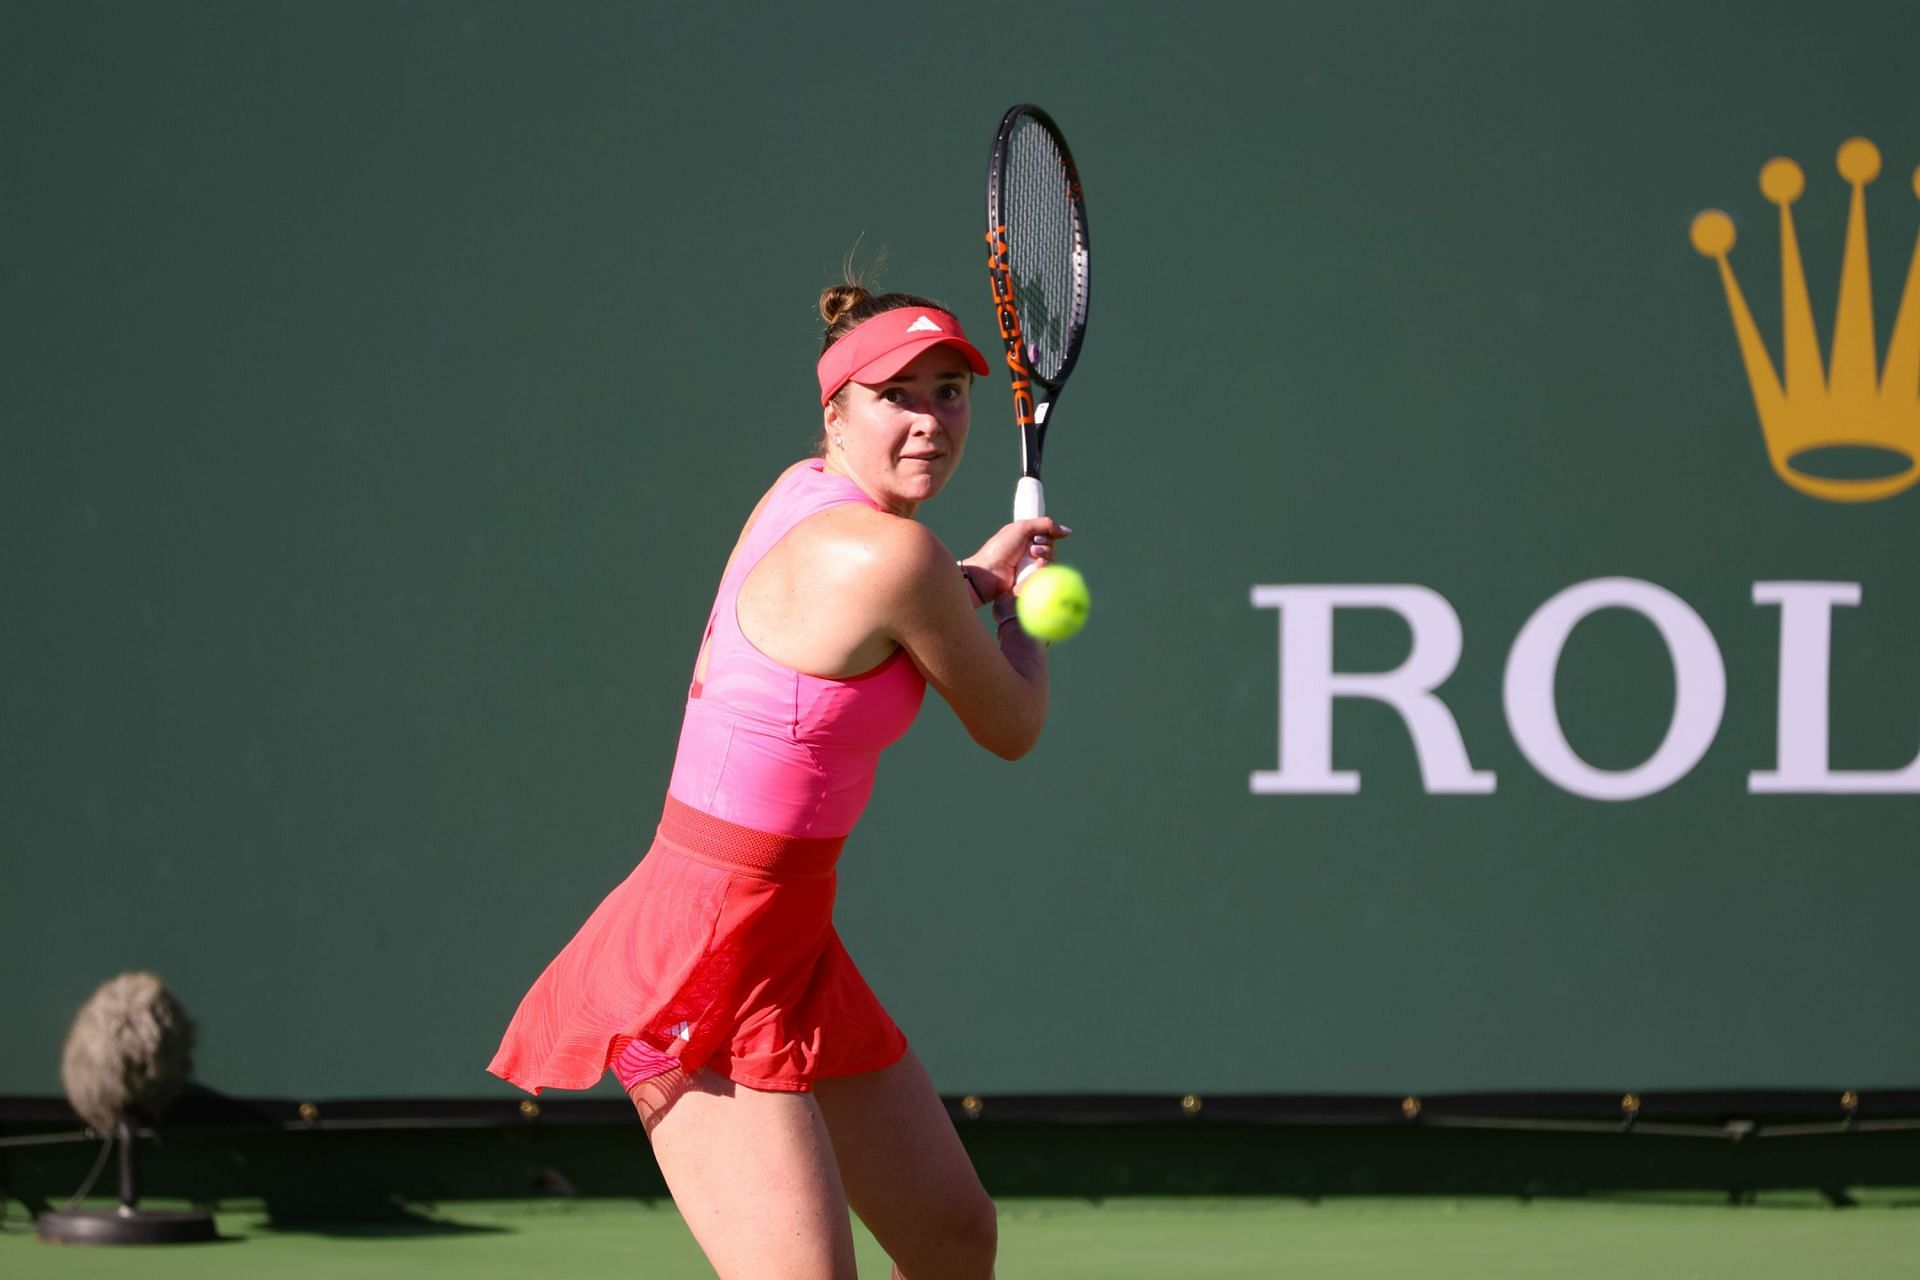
[942,1191,998,1274]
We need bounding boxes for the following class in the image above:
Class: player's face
[828,346,972,517]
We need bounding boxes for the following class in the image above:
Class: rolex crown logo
[1691,139,1920,503]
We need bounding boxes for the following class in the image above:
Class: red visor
[816,308,991,405]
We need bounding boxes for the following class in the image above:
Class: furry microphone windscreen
[59,972,196,1133]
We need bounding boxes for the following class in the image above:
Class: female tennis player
[488,284,1067,1279]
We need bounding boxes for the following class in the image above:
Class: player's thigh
[813,1050,996,1278]
[636,1067,858,1280]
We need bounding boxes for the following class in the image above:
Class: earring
[834,435,844,447]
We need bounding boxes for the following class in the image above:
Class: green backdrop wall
[6,0,1918,1100]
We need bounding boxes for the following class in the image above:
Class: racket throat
[1019,414,1048,478]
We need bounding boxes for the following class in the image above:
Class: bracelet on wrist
[959,562,996,610]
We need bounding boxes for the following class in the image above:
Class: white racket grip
[1012,476,1048,586]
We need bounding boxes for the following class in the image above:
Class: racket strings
[1003,117,1081,382]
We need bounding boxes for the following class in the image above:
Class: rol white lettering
[1253,577,1911,799]
[1248,585,1497,795]
[1503,578,1725,801]
[1751,582,1920,793]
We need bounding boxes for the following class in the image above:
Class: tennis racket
[985,104,1090,581]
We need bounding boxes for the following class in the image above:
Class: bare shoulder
[799,504,952,589]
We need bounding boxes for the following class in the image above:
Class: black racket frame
[985,103,1091,481]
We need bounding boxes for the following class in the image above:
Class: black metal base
[35,1207,218,1245]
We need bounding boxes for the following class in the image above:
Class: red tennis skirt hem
[487,798,906,1096]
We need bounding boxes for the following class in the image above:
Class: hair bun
[819,284,872,328]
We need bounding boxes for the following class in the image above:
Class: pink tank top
[665,461,928,838]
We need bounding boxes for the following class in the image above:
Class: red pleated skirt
[486,797,907,1095]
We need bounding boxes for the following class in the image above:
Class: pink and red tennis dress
[487,461,926,1095]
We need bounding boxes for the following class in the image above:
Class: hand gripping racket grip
[1013,475,1047,586]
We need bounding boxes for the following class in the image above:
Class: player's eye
[882,388,907,404]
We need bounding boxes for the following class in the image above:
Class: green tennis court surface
[8,1193,1920,1278]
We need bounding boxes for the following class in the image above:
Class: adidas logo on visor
[906,315,943,333]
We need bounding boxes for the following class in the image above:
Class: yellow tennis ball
[1016,564,1090,643]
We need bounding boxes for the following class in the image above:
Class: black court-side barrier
[6,1090,1920,1222]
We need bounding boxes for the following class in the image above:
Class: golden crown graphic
[1691,139,1920,503]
